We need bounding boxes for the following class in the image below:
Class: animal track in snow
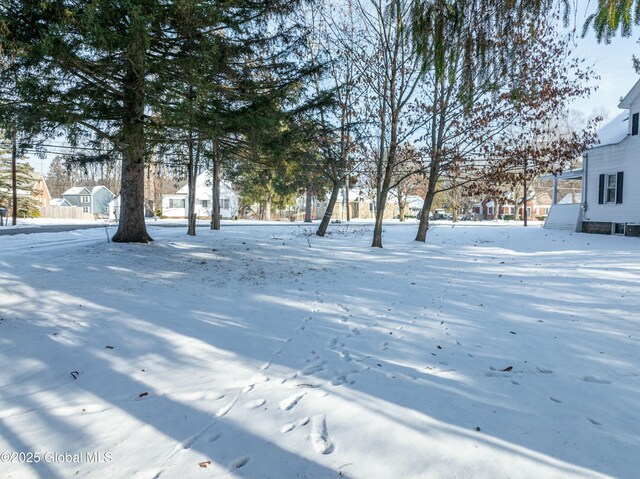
[310,414,334,454]
[279,392,306,411]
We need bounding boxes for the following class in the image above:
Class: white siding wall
[584,136,640,223]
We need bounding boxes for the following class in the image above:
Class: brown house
[473,192,552,221]
[32,174,52,207]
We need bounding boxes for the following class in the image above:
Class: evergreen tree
[0,0,313,242]
[0,142,40,218]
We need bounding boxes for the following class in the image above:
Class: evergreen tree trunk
[211,154,221,230]
[11,127,17,226]
[304,189,313,223]
[186,133,198,236]
[112,34,152,243]
[264,196,271,221]
[317,180,340,237]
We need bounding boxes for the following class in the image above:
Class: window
[633,113,639,135]
[613,223,626,235]
[221,198,230,210]
[169,198,185,209]
[81,195,90,203]
[201,200,208,209]
[606,174,617,203]
[599,172,624,205]
[487,206,494,216]
[82,206,90,213]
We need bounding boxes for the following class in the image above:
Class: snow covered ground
[0,222,638,479]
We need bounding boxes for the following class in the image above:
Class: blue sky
[571,30,639,121]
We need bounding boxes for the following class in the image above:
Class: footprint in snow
[588,418,603,426]
[549,397,562,403]
[279,392,306,411]
[579,376,612,384]
[281,417,310,433]
[310,414,334,454]
[229,456,250,470]
[536,367,553,374]
[338,350,351,362]
[301,360,327,376]
[244,399,266,409]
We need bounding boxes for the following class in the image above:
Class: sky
[24,7,640,177]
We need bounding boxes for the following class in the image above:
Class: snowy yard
[0,222,638,479]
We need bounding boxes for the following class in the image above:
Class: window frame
[606,173,617,203]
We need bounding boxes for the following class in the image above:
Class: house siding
[92,188,115,217]
[584,136,640,224]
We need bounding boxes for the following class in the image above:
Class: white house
[161,171,239,219]
[545,79,640,236]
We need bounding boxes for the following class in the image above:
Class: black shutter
[616,171,624,204]
[598,174,605,204]
[633,114,639,135]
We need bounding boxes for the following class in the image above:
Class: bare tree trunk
[317,180,340,236]
[416,188,436,242]
[451,187,459,222]
[11,126,17,226]
[398,188,405,222]
[523,157,528,227]
[345,175,351,221]
[304,189,313,223]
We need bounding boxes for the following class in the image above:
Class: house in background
[161,171,239,219]
[473,192,551,221]
[62,185,115,217]
[50,198,72,207]
[32,174,51,208]
[546,78,640,236]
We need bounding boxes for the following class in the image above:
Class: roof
[51,198,71,206]
[92,185,116,197]
[618,78,640,109]
[540,168,583,181]
[596,112,629,147]
[62,186,91,196]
